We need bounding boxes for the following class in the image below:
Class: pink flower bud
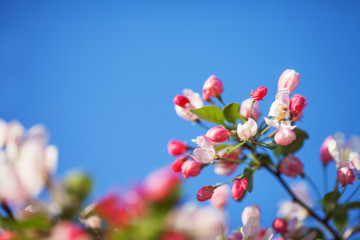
[167,140,187,156]
[202,75,223,101]
[231,178,247,200]
[237,118,257,140]
[251,86,267,101]
[227,232,244,240]
[240,98,259,121]
[210,184,230,209]
[274,128,296,146]
[337,167,355,187]
[181,160,202,178]
[173,95,191,108]
[171,156,187,173]
[320,136,334,165]
[278,69,300,93]
[279,154,303,177]
[206,126,231,143]
[289,95,306,116]
[272,218,288,234]
[196,186,214,202]
[241,204,261,226]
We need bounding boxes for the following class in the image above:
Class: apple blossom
[278,69,300,93]
[174,89,203,121]
[171,156,187,173]
[214,148,240,176]
[49,222,91,240]
[237,118,257,140]
[231,178,247,200]
[337,167,355,187]
[206,126,231,143]
[320,136,334,165]
[202,75,223,101]
[251,86,267,101]
[272,218,287,234]
[289,94,306,116]
[167,140,187,156]
[190,136,216,164]
[240,98,260,121]
[173,95,191,108]
[181,160,202,178]
[274,128,296,146]
[196,186,214,202]
[282,218,317,240]
[279,155,303,177]
[210,184,230,209]
[241,204,261,226]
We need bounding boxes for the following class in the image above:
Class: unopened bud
[171,156,187,173]
[231,178,247,200]
[274,128,296,146]
[279,154,303,177]
[167,140,187,156]
[278,69,300,93]
[337,167,355,187]
[196,186,214,202]
[251,86,267,101]
[272,218,288,234]
[173,95,191,108]
[206,126,231,143]
[289,95,306,116]
[202,75,223,101]
[181,161,202,178]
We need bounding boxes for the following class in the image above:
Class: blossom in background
[241,204,261,226]
[174,89,204,121]
[240,98,260,121]
[49,222,91,240]
[320,136,334,165]
[167,140,187,156]
[168,202,224,240]
[327,132,360,169]
[278,182,313,221]
[279,155,303,177]
[280,218,317,240]
[0,120,58,206]
[214,148,240,176]
[210,184,230,209]
[190,136,216,164]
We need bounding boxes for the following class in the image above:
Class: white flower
[190,136,216,164]
[237,118,257,140]
[175,89,203,121]
[241,217,274,240]
[327,132,360,169]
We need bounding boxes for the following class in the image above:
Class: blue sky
[1,0,360,234]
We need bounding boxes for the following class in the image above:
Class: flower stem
[344,183,360,204]
[248,100,255,119]
[214,157,244,164]
[1,201,15,221]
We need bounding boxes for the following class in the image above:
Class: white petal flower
[175,89,203,121]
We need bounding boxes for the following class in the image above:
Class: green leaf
[322,190,340,213]
[226,141,246,154]
[222,103,240,124]
[215,144,229,152]
[243,167,254,193]
[257,142,278,150]
[191,106,225,124]
[274,128,309,156]
[344,201,360,210]
[257,154,273,165]
[333,211,348,232]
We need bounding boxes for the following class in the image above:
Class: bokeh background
[1,0,360,233]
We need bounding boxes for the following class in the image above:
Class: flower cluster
[169,70,360,239]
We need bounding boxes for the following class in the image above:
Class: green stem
[248,100,255,119]
[214,157,244,164]
[195,120,209,130]
[323,165,328,194]
[260,125,271,136]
